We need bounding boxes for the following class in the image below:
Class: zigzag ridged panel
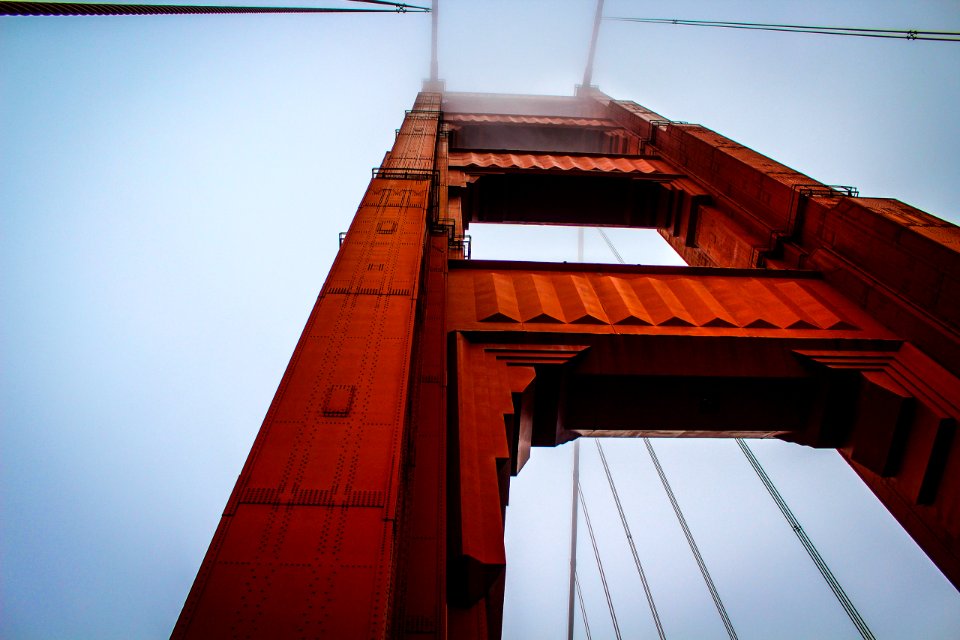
[449,266,892,335]
[450,151,662,174]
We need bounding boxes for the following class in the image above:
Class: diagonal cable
[609,16,960,36]
[593,211,736,637]
[575,571,594,640]
[607,17,960,43]
[0,0,429,16]
[596,228,625,264]
[590,166,866,638]
[595,440,666,639]
[350,0,421,8]
[736,439,876,640]
[578,483,623,640]
[645,438,739,640]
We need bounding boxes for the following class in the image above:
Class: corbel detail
[448,334,588,605]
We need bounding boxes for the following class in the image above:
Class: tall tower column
[173,93,442,639]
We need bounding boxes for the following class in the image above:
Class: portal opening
[467,223,685,266]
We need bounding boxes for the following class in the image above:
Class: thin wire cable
[595,441,666,640]
[578,484,623,640]
[592,209,858,639]
[596,228,625,264]
[594,218,736,638]
[567,440,581,640]
[575,571,594,640]
[736,439,876,640]
[0,0,429,16]
[607,17,960,43]
[350,0,422,9]
[610,16,960,36]
[645,439,739,640]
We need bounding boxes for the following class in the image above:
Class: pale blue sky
[2,2,959,638]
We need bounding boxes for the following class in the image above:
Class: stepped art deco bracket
[442,262,960,635]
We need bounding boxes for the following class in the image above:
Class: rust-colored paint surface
[173,93,442,639]
[176,88,960,639]
[447,263,886,334]
[450,151,665,174]
[445,113,613,128]
[445,263,960,603]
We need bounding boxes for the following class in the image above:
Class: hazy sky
[3,1,960,638]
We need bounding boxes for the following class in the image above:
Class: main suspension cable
[0,0,429,16]
[736,439,876,640]
[607,17,960,43]
[579,483,623,640]
[645,439,739,640]
[595,440,666,639]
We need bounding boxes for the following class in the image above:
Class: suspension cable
[0,0,429,16]
[594,217,739,636]
[593,216,865,638]
[607,17,960,43]
[578,483,623,640]
[575,571,594,640]
[595,440,666,639]
[567,440,581,640]
[596,228,625,264]
[645,439,739,640]
[736,439,876,640]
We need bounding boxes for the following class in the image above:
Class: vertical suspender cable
[645,439,739,640]
[579,483,623,640]
[595,441,666,640]
[568,223,585,640]
[575,572,594,640]
[567,440,581,640]
[736,439,876,640]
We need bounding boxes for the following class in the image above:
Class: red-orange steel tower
[174,87,960,639]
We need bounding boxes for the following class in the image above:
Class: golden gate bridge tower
[1,0,956,637]
[171,80,960,638]
[169,2,960,633]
